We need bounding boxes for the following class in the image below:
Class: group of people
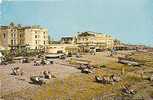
[108,48,117,57]
[89,48,117,56]
[95,74,121,84]
[90,49,96,55]
[122,85,136,95]
[43,70,56,79]
[0,52,7,65]
[43,70,52,79]
[34,58,52,66]
[11,67,23,76]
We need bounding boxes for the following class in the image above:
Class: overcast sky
[0,0,153,46]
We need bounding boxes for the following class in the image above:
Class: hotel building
[0,23,48,50]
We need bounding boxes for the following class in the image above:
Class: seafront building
[0,23,115,54]
[47,31,114,54]
[60,31,114,49]
[75,31,114,49]
[0,23,25,50]
[0,23,48,50]
[47,44,78,54]
[24,26,48,49]
[61,37,75,44]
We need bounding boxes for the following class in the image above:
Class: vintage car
[30,76,46,85]
[81,68,93,74]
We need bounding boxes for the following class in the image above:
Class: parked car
[30,76,46,85]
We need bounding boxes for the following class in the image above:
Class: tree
[10,22,15,27]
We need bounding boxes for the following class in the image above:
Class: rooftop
[0,22,45,30]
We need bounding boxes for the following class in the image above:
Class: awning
[45,53,64,58]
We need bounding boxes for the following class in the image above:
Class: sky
[0,0,153,46]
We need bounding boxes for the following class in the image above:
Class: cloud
[0,0,2,4]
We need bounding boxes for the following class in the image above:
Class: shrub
[99,64,106,68]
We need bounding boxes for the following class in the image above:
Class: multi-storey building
[76,31,114,49]
[60,37,75,44]
[0,23,23,50]
[24,26,48,49]
[0,23,48,50]
[57,31,114,53]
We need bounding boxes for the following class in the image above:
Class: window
[11,40,13,45]
[35,40,38,44]
[35,35,37,38]
[44,41,45,45]
[3,33,6,38]
[20,40,22,44]
[11,33,13,37]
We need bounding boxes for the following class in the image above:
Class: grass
[3,74,125,100]
[149,91,153,98]
[3,51,153,100]
[128,52,153,67]
[31,74,124,100]
[124,74,142,83]
[68,58,77,65]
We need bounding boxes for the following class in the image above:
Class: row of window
[10,29,24,33]
[3,32,46,39]
[77,38,112,41]
[10,40,24,45]
[35,40,47,45]
[35,35,46,39]
[10,29,17,32]
[34,31,46,34]
[9,29,47,34]
[3,33,23,39]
